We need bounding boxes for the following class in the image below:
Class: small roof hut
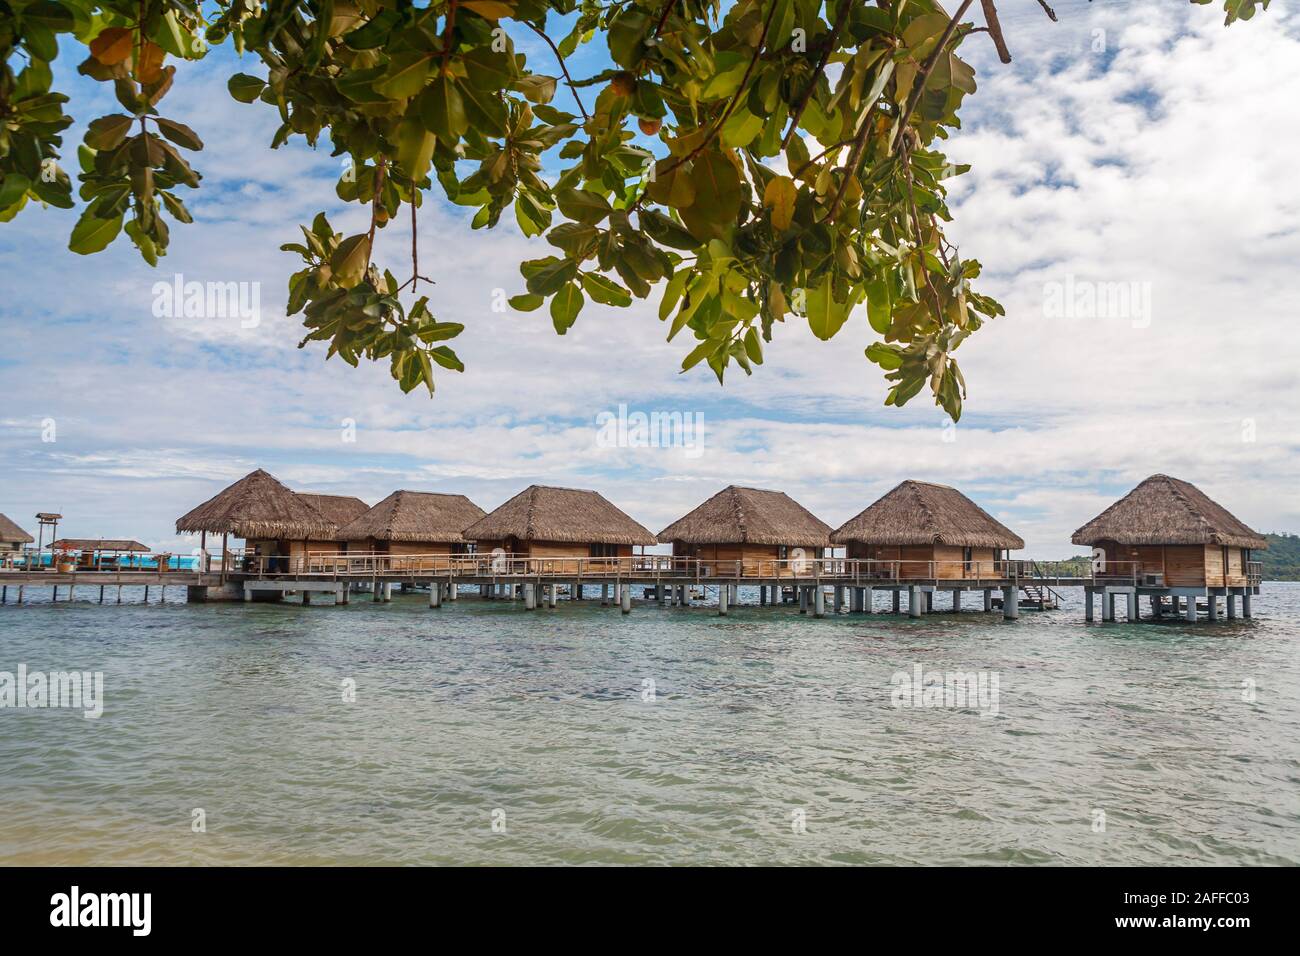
[0,513,34,547]
[295,493,370,530]
[336,491,486,545]
[1071,475,1267,549]
[659,486,831,548]
[50,538,149,552]
[175,469,335,540]
[831,480,1024,550]
[463,485,656,547]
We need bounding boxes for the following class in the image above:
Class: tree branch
[891,0,975,153]
[634,0,781,205]
[781,0,853,149]
[979,0,1012,63]
[524,22,590,121]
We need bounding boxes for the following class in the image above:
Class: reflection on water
[1,583,1298,865]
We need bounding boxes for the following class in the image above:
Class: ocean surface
[2,582,1298,866]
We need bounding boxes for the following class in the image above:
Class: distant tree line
[1259,533,1300,582]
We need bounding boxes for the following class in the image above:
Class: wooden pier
[0,553,1262,622]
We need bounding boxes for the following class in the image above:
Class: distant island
[1259,533,1300,581]
[1047,534,1299,581]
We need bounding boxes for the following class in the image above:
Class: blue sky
[2,0,1298,556]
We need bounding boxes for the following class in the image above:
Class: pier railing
[225,551,1042,584]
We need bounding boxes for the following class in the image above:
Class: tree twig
[979,0,1012,63]
[1036,0,1058,23]
[524,21,590,121]
[781,0,853,149]
[891,0,975,153]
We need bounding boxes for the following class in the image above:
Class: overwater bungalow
[336,490,486,570]
[0,513,33,558]
[830,480,1024,580]
[1071,474,1266,591]
[176,469,336,573]
[462,485,656,568]
[49,538,150,570]
[295,492,370,559]
[658,485,831,576]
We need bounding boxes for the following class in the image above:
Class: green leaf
[555,188,611,225]
[679,151,741,242]
[84,115,133,151]
[418,74,469,143]
[865,342,903,369]
[640,209,698,250]
[550,281,585,334]
[865,278,892,334]
[509,293,544,312]
[514,74,557,105]
[69,201,123,254]
[395,118,436,182]
[227,73,266,104]
[330,234,371,288]
[806,276,858,341]
[154,118,204,151]
[375,52,433,100]
[580,272,633,307]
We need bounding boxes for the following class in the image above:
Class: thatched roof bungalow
[463,485,656,565]
[831,480,1024,580]
[0,513,33,554]
[336,491,486,569]
[296,493,370,529]
[50,538,150,569]
[176,469,336,571]
[51,538,149,552]
[658,485,831,576]
[1072,474,1266,588]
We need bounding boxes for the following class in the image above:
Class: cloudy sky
[1,0,1297,557]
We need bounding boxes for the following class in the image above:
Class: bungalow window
[589,543,618,558]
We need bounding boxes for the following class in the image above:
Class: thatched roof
[336,490,486,543]
[831,480,1025,549]
[1071,474,1267,549]
[175,469,335,539]
[0,513,33,544]
[51,538,149,552]
[463,485,657,546]
[659,485,831,547]
[295,493,370,529]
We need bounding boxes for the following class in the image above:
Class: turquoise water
[1,583,1298,865]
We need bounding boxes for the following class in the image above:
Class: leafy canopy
[0,0,1267,416]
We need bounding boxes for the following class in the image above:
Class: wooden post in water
[892,590,901,615]
[1002,586,1019,620]
[1242,590,1252,618]
[523,583,535,610]
[951,589,961,612]
[1085,590,1094,622]
[620,584,631,615]
[718,585,728,617]
[1184,596,1197,622]
[429,583,441,608]
[908,586,921,619]
[1207,594,1219,621]
[1227,592,1237,619]
[983,589,992,612]
[813,587,825,619]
